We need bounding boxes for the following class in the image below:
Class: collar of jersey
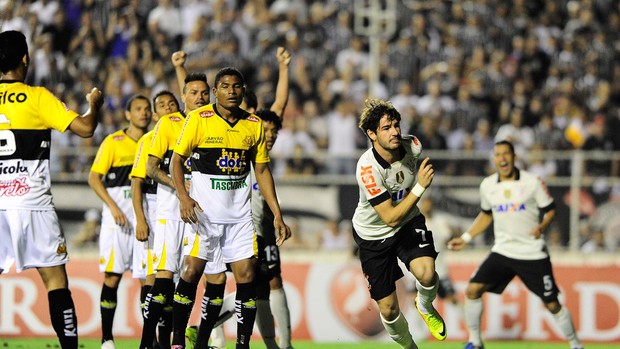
[371,145,406,169]
[0,79,21,84]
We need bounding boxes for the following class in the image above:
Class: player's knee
[545,300,561,314]
[465,283,484,299]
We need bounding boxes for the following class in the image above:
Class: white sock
[210,325,226,348]
[270,288,292,348]
[553,307,582,347]
[256,299,279,349]
[415,277,438,314]
[464,298,483,346]
[380,312,418,349]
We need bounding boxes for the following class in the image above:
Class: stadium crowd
[3,0,620,249]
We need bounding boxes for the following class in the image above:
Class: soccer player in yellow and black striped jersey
[138,72,209,349]
[89,94,152,348]
[131,90,180,349]
[0,30,103,349]
[169,67,290,349]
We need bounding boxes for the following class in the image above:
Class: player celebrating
[448,140,584,349]
[0,30,102,349]
[352,98,446,349]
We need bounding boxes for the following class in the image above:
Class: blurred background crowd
[3,0,620,252]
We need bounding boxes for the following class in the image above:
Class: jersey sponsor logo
[205,136,224,144]
[210,178,248,190]
[199,110,214,118]
[247,116,260,122]
[391,188,408,202]
[0,91,27,104]
[170,116,182,122]
[0,114,10,124]
[113,135,125,141]
[493,202,526,213]
[0,161,28,174]
[0,177,30,196]
[413,136,419,146]
[360,165,381,196]
[217,149,247,173]
[252,182,259,191]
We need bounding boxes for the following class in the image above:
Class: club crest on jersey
[217,149,246,173]
[504,189,511,198]
[242,136,254,148]
[395,171,404,184]
[199,110,214,118]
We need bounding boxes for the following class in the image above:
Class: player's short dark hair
[244,89,258,111]
[125,94,151,111]
[495,140,515,154]
[358,98,401,138]
[214,67,244,87]
[152,90,179,111]
[254,109,282,131]
[183,72,209,94]
[0,30,29,73]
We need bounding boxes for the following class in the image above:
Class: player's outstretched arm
[447,211,493,251]
[70,87,103,138]
[171,51,188,95]
[269,47,292,118]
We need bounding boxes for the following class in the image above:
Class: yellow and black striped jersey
[175,104,269,224]
[130,130,157,195]
[148,112,189,220]
[91,129,137,220]
[0,80,79,209]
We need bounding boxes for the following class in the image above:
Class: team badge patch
[504,189,511,198]
[56,243,67,254]
[396,171,404,184]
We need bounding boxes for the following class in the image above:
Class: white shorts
[153,218,192,273]
[99,222,135,275]
[132,193,158,279]
[187,216,256,275]
[0,210,69,273]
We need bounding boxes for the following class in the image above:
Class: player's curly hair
[358,98,401,139]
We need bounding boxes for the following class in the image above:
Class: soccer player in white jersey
[132,90,180,349]
[352,98,446,349]
[448,140,583,349]
[0,30,102,349]
[138,73,209,349]
[89,94,152,349]
[169,67,290,349]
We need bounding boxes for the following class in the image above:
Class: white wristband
[412,183,425,197]
[461,232,473,244]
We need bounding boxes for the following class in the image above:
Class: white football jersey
[480,169,554,260]
[352,136,422,240]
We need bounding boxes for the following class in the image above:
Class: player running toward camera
[352,98,446,349]
[89,94,152,349]
[0,30,103,349]
[131,90,181,348]
[448,140,584,349]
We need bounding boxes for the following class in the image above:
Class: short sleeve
[174,114,200,157]
[91,136,113,175]
[130,135,149,179]
[37,87,79,132]
[356,158,390,206]
[148,118,170,159]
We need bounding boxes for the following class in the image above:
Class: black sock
[139,278,174,348]
[140,284,151,307]
[171,278,198,346]
[194,283,226,348]
[235,282,257,349]
[100,284,118,342]
[48,288,78,349]
[157,303,173,348]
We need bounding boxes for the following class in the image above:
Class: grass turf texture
[0,340,611,349]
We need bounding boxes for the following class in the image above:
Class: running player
[352,98,446,349]
[447,140,583,349]
[89,94,152,349]
[0,30,103,349]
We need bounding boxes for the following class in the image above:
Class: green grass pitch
[0,339,612,349]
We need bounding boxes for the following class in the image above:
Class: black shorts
[471,252,560,303]
[353,214,438,301]
[256,234,281,282]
